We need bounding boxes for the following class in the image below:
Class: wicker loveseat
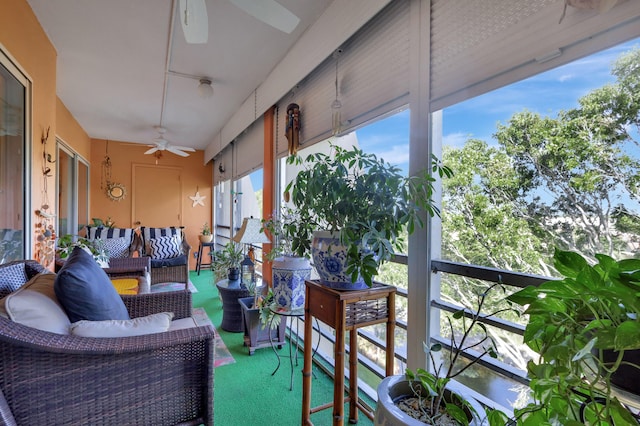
[0,260,214,426]
[84,226,191,287]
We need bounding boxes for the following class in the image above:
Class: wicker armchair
[149,237,191,287]
[0,261,214,426]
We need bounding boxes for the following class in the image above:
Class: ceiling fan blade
[167,146,191,157]
[144,147,160,155]
[179,0,208,44]
[171,145,196,152]
[229,0,300,34]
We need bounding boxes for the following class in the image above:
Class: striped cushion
[141,227,182,256]
[86,226,133,243]
[148,235,181,259]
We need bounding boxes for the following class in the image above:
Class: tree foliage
[443,48,640,275]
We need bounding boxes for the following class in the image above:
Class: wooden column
[262,106,276,286]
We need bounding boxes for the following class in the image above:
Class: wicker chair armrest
[181,238,192,255]
[0,315,214,355]
[121,290,192,319]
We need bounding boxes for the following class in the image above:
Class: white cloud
[443,132,470,148]
[558,74,574,82]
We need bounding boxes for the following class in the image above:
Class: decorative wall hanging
[35,126,56,268]
[101,141,127,201]
[331,48,343,136]
[189,186,206,207]
[285,103,300,156]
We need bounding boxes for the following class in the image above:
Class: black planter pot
[227,267,240,281]
[238,296,286,355]
[603,348,640,395]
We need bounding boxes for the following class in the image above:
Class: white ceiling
[26,0,332,151]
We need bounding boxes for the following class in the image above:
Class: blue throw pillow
[54,246,130,322]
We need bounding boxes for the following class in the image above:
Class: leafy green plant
[508,249,640,425]
[57,234,109,266]
[402,283,512,425]
[201,222,211,235]
[261,207,312,261]
[211,241,244,277]
[285,143,452,286]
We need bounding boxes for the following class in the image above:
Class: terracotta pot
[199,234,213,243]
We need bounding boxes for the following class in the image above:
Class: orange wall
[1,0,57,261]
[90,139,213,270]
[56,98,91,160]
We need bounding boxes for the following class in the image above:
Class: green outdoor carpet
[189,270,375,426]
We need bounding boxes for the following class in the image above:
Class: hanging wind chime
[101,141,127,201]
[331,48,343,136]
[34,126,56,268]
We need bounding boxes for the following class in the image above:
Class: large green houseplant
[375,283,512,425]
[507,249,640,425]
[285,144,452,288]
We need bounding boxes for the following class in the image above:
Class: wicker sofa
[84,226,191,287]
[0,260,214,426]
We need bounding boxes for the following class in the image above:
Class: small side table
[270,306,304,391]
[196,241,215,275]
[270,305,321,391]
[301,280,396,426]
[216,279,251,332]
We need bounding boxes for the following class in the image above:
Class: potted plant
[57,234,109,268]
[211,241,244,281]
[238,287,287,355]
[507,249,640,425]
[375,283,510,425]
[262,207,312,311]
[285,144,451,289]
[199,222,213,243]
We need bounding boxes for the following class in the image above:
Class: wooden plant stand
[301,280,396,425]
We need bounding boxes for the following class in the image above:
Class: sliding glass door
[0,52,28,263]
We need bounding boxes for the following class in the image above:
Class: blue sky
[357,37,640,166]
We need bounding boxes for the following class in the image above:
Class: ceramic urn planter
[272,256,311,311]
[311,231,368,290]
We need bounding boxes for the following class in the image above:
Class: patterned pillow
[149,235,182,259]
[0,263,28,298]
[141,227,182,256]
[103,237,130,258]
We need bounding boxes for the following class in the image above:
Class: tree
[439,48,640,373]
[444,48,640,272]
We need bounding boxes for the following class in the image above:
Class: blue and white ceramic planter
[272,256,311,310]
[311,231,368,290]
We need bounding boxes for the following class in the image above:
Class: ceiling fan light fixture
[198,78,214,98]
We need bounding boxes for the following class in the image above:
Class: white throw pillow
[69,311,174,337]
[0,273,71,335]
[149,235,181,259]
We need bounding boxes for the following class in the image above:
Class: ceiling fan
[179,0,300,44]
[144,127,196,157]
